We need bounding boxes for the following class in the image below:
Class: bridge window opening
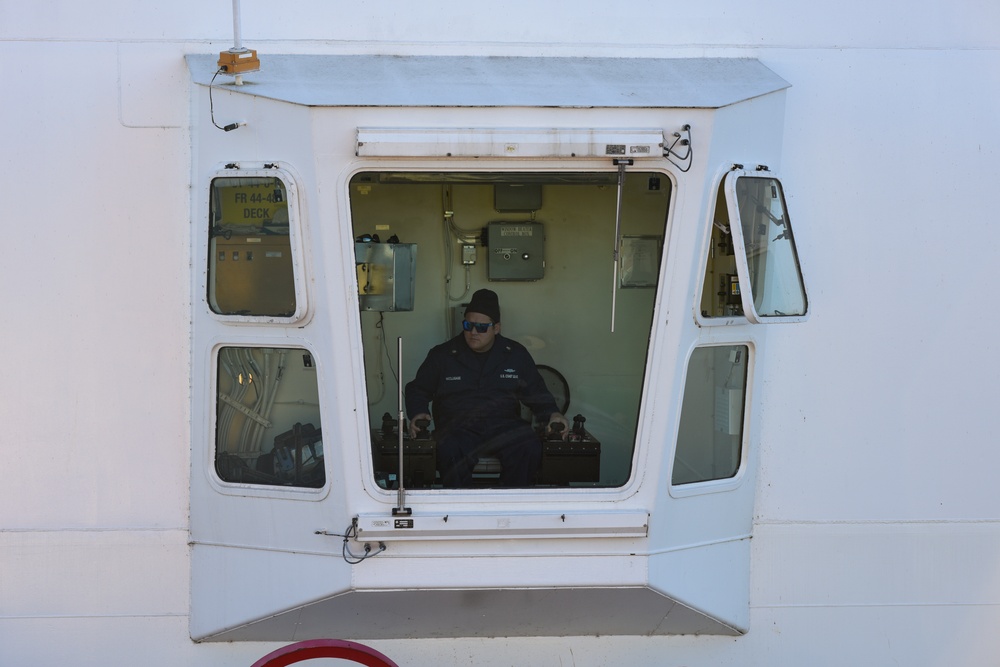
[700,171,807,322]
[701,180,742,318]
[214,346,325,488]
[350,170,670,490]
[208,175,296,318]
[672,344,749,485]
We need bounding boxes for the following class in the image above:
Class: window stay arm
[610,158,633,333]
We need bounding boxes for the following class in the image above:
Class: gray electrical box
[486,222,545,281]
[355,243,417,311]
[495,183,542,212]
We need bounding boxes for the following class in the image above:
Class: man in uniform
[405,289,568,487]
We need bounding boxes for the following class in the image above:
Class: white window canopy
[356,127,666,159]
[186,55,789,109]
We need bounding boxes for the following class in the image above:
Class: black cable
[315,521,387,564]
[340,520,387,564]
[209,68,241,132]
[664,125,694,173]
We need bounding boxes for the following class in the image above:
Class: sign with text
[214,177,288,227]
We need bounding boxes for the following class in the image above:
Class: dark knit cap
[465,289,501,323]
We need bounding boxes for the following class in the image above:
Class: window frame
[345,164,677,499]
[205,163,311,326]
[206,340,330,500]
[724,169,808,324]
[668,340,755,498]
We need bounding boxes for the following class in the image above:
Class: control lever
[413,418,431,440]
[381,412,396,436]
[546,421,565,441]
[570,414,587,442]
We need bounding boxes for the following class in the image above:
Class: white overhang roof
[185,54,788,109]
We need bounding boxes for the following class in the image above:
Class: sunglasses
[462,320,495,333]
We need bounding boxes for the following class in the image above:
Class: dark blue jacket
[405,334,558,433]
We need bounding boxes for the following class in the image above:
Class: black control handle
[381,412,396,435]
[545,420,565,441]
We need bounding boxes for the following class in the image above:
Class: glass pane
[208,176,296,317]
[672,345,748,485]
[215,346,325,488]
[700,180,743,318]
[734,177,807,318]
[350,171,670,490]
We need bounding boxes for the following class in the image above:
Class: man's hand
[408,413,432,439]
[546,412,570,440]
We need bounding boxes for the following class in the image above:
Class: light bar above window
[356,127,665,159]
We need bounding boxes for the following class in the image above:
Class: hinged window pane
[727,172,807,322]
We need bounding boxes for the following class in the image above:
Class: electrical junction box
[355,243,417,312]
[461,244,477,265]
[217,49,261,75]
[495,183,542,212]
[486,222,544,281]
